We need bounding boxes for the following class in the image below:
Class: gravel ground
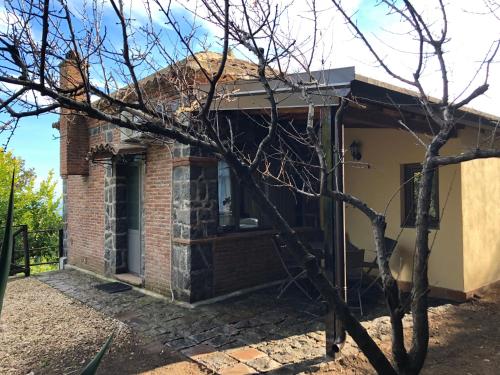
[0,278,206,375]
[0,277,131,374]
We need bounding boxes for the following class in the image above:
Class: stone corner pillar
[171,143,218,302]
[103,160,128,276]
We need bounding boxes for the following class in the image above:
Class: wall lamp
[349,140,362,161]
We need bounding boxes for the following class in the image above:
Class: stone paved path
[36,269,332,374]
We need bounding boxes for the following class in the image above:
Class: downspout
[333,100,347,346]
[323,101,348,357]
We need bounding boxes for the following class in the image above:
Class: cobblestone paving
[36,269,332,374]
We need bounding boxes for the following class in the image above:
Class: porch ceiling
[342,102,448,135]
[219,103,448,136]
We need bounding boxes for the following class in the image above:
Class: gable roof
[95,51,266,110]
[144,51,264,85]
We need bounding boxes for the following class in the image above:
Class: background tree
[0,1,498,374]
[0,149,62,271]
[0,149,61,230]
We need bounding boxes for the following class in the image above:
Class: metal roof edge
[353,74,500,124]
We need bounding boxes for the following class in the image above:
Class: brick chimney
[59,50,89,176]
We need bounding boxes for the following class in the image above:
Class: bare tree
[0,1,499,374]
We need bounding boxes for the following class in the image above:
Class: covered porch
[208,67,491,303]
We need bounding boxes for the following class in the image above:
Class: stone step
[114,273,142,287]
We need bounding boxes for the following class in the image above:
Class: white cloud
[1,82,54,107]
[160,0,499,115]
[0,4,19,34]
[323,0,500,115]
[87,0,176,29]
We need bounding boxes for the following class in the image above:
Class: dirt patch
[313,283,500,374]
[0,278,208,375]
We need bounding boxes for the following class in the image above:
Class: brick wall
[143,145,173,294]
[65,118,105,273]
[64,122,320,299]
[60,112,89,176]
[63,117,319,300]
[59,54,89,176]
[61,52,298,301]
[66,163,105,274]
[213,231,286,295]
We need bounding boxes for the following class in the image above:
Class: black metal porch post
[321,105,346,358]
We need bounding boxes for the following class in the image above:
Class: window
[401,163,439,229]
[217,160,263,230]
[218,160,234,227]
[217,160,301,231]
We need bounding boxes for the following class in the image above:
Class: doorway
[124,160,143,276]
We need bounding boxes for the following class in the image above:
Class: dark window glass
[401,163,439,229]
[217,160,300,231]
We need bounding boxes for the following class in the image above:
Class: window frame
[400,163,440,229]
[216,160,304,233]
[217,160,236,230]
[217,160,267,233]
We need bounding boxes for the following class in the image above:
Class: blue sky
[356,0,392,29]
[0,114,60,182]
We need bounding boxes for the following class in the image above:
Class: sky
[0,0,499,196]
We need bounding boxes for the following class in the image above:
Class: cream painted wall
[461,157,500,292]
[344,128,465,292]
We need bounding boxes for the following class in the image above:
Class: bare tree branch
[433,148,500,166]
